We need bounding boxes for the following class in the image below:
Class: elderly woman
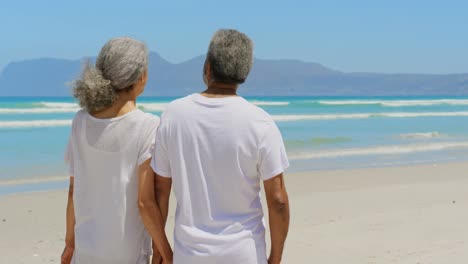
[61,37,172,264]
[152,29,290,264]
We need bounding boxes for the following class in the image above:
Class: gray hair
[206,29,254,84]
[73,37,148,112]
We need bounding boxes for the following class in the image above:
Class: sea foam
[289,141,468,160]
[273,111,468,121]
[38,102,79,108]
[0,108,79,114]
[0,120,72,128]
[138,103,168,112]
[399,132,443,139]
[318,99,468,107]
[250,101,290,106]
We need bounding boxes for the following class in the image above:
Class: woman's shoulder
[137,110,160,125]
[131,110,161,132]
[73,109,87,118]
[71,109,87,127]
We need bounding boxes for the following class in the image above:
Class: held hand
[152,258,163,264]
[152,243,173,264]
[268,256,281,264]
[161,251,173,264]
[151,251,163,264]
[61,246,74,264]
[162,253,173,264]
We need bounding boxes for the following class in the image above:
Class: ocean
[1,96,468,194]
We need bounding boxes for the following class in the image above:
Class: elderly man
[151,29,290,264]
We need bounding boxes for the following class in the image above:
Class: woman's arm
[152,174,172,264]
[155,174,172,229]
[61,177,75,264]
[138,159,173,263]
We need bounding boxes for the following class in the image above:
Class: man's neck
[202,83,238,98]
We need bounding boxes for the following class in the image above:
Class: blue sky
[1,0,468,74]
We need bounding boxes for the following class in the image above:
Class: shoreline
[1,161,468,263]
[1,158,467,196]
[0,177,68,196]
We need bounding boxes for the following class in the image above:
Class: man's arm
[137,159,173,263]
[61,177,75,264]
[264,173,290,264]
[151,174,172,264]
[155,174,172,226]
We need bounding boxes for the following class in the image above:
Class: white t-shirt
[65,109,160,264]
[151,94,289,264]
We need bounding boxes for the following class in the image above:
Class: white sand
[1,162,468,263]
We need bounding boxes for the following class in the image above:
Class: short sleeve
[64,110,84,177]
[258,121,290,181]
[64,135,74,176]
[138,116,160,166]
[151,122,171,178]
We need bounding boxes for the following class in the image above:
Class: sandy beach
[1,162,467,263]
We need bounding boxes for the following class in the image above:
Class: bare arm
[155,174,172,226]
[152,174,172,264]
[264,174,290,264]
[61,177,75,264]
[138,159,173,263]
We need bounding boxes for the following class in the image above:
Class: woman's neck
[90,97,137,119]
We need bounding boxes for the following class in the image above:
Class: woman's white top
[65,109,160,264]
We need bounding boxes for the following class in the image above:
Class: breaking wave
[0,120,72,128]
[273,111,468,121]
[289,141,468,160]
[318,99,468,107]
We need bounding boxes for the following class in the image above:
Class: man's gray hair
[73,37,148,113]
[206,29,254,84]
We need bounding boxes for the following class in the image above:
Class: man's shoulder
[239,99,275,123]
[159,95,196,124]
[165,94,194,112]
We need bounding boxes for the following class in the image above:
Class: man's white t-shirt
[151,94,289,264]
[65,109,160,264]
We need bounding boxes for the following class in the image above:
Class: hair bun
[72,62,118,113]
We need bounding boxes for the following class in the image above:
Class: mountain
[1,52,467,96]
[0,58,81,96]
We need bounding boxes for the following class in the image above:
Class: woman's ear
[140,70,148,85]
[131,70,148,96]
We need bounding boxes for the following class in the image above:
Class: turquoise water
[1,96,468,194]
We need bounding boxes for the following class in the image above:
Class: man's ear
[203,61,211,84]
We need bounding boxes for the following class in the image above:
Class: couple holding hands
[62,29,290,264]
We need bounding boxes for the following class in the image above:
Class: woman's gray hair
[206,29,254,84]
[73,37,148,113]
